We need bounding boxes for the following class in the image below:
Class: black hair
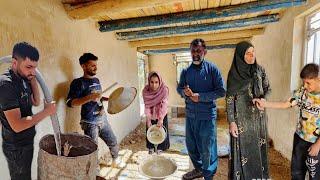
[12,42,39,61]
[79,53,98,65]
[190,38,206,49]
[300,63,319,79]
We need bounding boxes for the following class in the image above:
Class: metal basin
[139,155,177,179]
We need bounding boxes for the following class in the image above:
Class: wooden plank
[200,0,208,9]
[231,0,242,5]
[141,7,158,16]
[138,37,250,51]
[99,0,306,32]
[62,0,97,5]
[224,0,232,6]
[154,5,169,14]
[116,14,279,40]
[129,28,264,47]
[173,2,184,12]
[65,0,189,19]
[181,1,192,11]
[143,44,237,54]
[194,0,201,10]
[208,0,221,8]
[220,0,227,6]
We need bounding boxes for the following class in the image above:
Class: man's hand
[88,92,101,102]
[189,93,199,103]
[229,122,239,138]
[43,100,56,116]
[183,85,193,97]
[101,96,109,101]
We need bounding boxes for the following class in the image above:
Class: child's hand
[308,143,320,156]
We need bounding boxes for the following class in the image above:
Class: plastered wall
[0,0,141,178]
[149,0,320,160]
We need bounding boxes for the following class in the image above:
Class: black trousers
[3,144,34,180]
[146,115,170,151]
[291,133,320,180]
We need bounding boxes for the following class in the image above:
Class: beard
[87,71,96,76]
[17,68,34,81]
[192,55,203,65]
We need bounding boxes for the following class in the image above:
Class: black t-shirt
[66,77,104,123]
[0,69,35,149]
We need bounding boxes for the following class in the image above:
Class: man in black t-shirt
[0,42,56,180]
[66,53,121,167]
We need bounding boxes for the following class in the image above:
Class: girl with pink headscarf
[142,71,170,154]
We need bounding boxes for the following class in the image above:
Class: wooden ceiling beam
[129,28,264,47]
[117,14,279,40]
[137,38,250,52]
[99,0,306,32]
[143,44,237,55]
[64,0,189,19]
[62,0,95,4]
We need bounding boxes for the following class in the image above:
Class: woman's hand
[252,98,266,111]
[229,122,239,138]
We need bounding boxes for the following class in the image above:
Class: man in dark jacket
[177,39,226,180]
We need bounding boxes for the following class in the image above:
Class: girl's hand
[146,119,152,128]
[157,119,163,127]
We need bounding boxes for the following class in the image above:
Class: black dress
[227,66,271,180]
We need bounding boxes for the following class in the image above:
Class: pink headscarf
[142,71,169,120]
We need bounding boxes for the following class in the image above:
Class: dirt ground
[118,120,291,180]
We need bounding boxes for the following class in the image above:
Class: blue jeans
[81,120,119,159]
[2,144,34,180]
[186,117,217,180]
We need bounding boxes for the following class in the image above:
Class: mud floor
[119,122,290,180]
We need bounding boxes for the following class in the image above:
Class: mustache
[26,75,35,79]
[192,56,202,61]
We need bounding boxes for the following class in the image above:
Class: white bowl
[147,125,167,145]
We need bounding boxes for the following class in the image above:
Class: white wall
[0,0,141,178]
